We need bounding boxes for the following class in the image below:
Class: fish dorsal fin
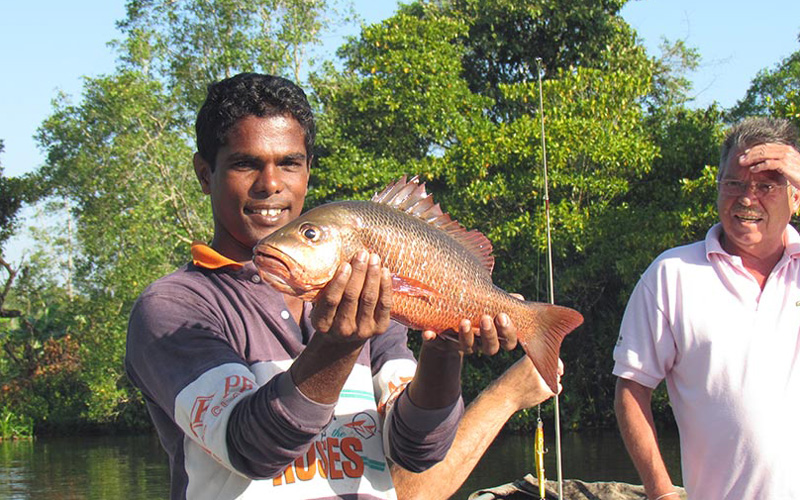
[372,176,495,274]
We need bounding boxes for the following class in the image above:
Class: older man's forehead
[721,153,786,183]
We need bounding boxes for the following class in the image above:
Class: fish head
[253,206,356,301]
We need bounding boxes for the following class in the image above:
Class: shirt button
[251,274,261,283]
[280,310,290,320]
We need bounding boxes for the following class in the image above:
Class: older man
[613,117,800,499]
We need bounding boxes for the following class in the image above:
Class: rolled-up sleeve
[385,390,464,472]
[613,271,676,389]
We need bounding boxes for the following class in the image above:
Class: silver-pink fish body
[253,176,583,392]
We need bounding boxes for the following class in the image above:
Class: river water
[454,427,682,498]
[0,428,681,499]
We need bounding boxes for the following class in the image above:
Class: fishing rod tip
[534,57,545,77]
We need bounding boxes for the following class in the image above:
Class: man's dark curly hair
[195,73,315,169]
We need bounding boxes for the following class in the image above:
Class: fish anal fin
[372,176,495,275]
[391,274,440,301]
[518,304,584,394]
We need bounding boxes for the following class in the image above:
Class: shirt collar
[191,241,245,270]
[705,223,728,259]
[783,224,800,257]
[705,223,800,259]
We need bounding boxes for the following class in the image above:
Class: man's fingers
[311,250,377,338]
[421,330,438,342]
[374,266,393,331]
[422,312,519,355]
[310,261,352,333]
[458,319,475,353]
[494,312,518,351]
[742,144,800,181]
[478,315,500,355]
[336,250,369,332]
[355,253,382,331]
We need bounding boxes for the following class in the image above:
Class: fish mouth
[253,246,295,291]
[252,245,323,300]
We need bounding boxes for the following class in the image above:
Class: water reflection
[0,434,169,499]
[455,427,682,498]
[0,428,680,499]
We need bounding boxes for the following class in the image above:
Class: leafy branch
[0,255,21,319]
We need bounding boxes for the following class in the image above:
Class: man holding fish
[125,72,575,500]
[614,117,800,499]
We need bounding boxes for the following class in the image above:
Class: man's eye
[756,183,776,192]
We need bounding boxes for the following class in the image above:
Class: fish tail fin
[518,303,584,394]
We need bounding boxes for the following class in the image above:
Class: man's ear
[193,152,212,195]
[303,155,313,196]
[793,189,800,215]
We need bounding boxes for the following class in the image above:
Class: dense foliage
[0,0,797,435]
[729,33,800,126]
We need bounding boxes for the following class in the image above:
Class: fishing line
[535,56,564,500]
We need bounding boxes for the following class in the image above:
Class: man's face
[717,146,799,259]
[194,114,310,261]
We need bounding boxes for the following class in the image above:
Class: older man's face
[717,146,800,260]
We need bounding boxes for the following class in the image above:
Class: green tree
[311,10,491,200]
[312,0,671,427]
[38,73,204,302]
[645,38,701,112]
[116,0,332,112]
[729,33,800,125]
[551,38,724,426]
[0,141,21,320]
[0,142,46,252]
[621,38,724,291]
[24,0,338,430]
[439,0,629,120]
[1,141,48,321]
[0,269,88,433]
[9,0,744,432]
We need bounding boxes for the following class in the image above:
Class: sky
[1,0,799,260]
[1,0,799,179]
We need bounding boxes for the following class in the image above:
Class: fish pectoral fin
[391,274,440,301]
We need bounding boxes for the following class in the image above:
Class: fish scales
[349,201,493,328]
[253,176,584,392]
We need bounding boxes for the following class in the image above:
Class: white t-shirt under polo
[614,223,800,500]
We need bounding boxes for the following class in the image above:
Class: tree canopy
[2,0,797,432]
[729,34,800,126]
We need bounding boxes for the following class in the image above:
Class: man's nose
[253,165,280,194]
[737,190,755,205]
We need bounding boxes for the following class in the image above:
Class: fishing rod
[534,56,564,500]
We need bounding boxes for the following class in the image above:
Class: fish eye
[300,224,320,242]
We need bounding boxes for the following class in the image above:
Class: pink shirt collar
[704,223,800,260]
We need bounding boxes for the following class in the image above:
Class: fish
[252,175,583,392]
